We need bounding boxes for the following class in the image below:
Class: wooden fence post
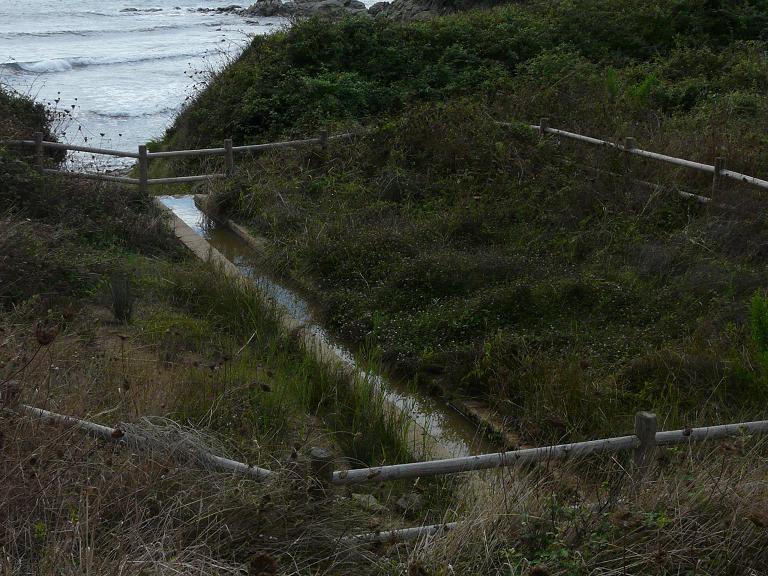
[34,132,44,174]
[624,137,636,174]
[633,411,657,473]
[224,138,234,177]
[138,144,148,194]
[539,118,549,138]
[712,157,725,196]
[310,447,333,488]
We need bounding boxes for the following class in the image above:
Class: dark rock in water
[196,5,243,14]
[241,0,369,19]
[368,0,505,20]
[242,0,284,17]
[120,7,138,11]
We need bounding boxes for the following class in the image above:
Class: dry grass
[0,412,390,575]
[395,441,768,575]
[0,285,394,575]
[0,241,430,574]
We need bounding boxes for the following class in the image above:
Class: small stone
[352,493,386,512]
[396,492,423,515]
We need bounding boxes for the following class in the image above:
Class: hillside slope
[160,0,768,443]
[0,87,420,574]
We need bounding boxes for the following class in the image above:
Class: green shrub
[160,0,768,441]
[0,86,58,142]
[110,272,134,324]
[750,290,768,372]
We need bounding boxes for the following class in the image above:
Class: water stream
[158,194,496,458]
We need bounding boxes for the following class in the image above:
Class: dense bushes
[0,86,56,141]
[166,0,768,441]
[200,96,768,440]
[0,87,177,312]
[167,0,768,148]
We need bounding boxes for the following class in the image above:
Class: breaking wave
[2,51,211,74]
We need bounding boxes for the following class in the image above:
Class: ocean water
[0,0,285,166]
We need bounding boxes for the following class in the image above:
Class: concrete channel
[156,194,499,460]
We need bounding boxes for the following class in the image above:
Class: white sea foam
[0,0,275,162]
[1,22,201,39]
[5,52,208,74]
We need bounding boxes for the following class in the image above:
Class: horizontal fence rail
[2,124,766,195]
[147,174,227,185]
[330,413,768,485]
[0,130,358,190]
[146,146,227,159]
[43,168,140,185]
[334,435,640,484]
[345,522,458,544]
[524,119,768,193]
[18,404,273,480]
[1,138,140,158]
[42,140,141,159]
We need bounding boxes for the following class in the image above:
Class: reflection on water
[159,194,495,458]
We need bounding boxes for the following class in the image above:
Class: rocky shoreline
[194,0,505,22]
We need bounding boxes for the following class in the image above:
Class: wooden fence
[17,404,768,542]
[325,410,768,542]
[20,403,768,486]
[525,118,768,194]
[1,130,355,192]
[325,412,768,485]
[2,121,768,196]
[18,404,272,480]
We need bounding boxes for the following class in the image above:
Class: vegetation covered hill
[169,0,768,147]
[4,0,768,569]
[0,87,421,574]
[161,0,768,444]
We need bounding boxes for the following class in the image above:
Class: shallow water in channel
[158,194,496,458]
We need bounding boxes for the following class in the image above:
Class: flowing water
[158,194,497,458]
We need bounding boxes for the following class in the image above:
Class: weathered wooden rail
[16,404,768,543]
[326,412,768,485]
[2,121,766,197]
[521,119,768,194]
[0,129,353,192]
[18,404,273,480]
[19,405,768,487]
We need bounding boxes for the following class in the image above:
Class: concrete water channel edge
[155,194,500,461]
[191,194,522,447]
